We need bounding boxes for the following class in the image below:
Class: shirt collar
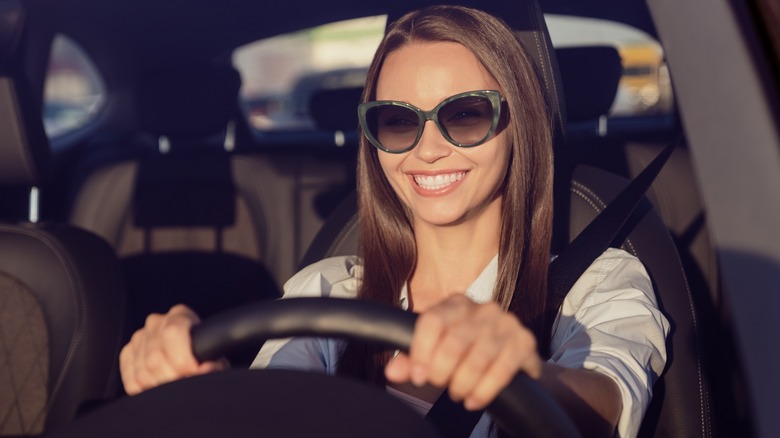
[399,254,499,311]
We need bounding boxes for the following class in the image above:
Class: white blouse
[250,248,669,438]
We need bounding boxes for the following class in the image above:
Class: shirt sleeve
[249,255,361,370]
[548,248,670,438]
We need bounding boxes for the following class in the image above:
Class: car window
[233,16,386,133]
[546,14,674,117]
[43,34,106,139]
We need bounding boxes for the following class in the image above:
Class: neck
[408,197,501,311]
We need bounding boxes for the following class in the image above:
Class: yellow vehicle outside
[614,43,673,115]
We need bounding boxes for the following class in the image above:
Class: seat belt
[425,393,483,438]
[424,142,676,437]
[548,142,675,306]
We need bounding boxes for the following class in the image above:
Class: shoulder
[553,246,669,370]
[282,255,363,300]
[562,247,654,311]
[555,247,667,354]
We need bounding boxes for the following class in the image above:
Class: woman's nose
[413,121,452,163]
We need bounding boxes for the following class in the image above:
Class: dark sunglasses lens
[365,105,421,151]
[438,96,495,146]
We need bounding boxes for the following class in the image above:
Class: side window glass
[233,16,386,132]
[546,15,674,117]
[43,35,106,139]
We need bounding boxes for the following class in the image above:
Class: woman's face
[375,41,510,229]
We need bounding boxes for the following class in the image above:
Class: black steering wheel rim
[190,297,580,438]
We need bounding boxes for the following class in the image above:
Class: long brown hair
[337,5,554,384]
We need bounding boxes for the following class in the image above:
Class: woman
[120,5,669,437]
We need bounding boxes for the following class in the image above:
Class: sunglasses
[358,90,504,153]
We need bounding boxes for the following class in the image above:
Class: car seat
[0,4,126,434]
[299,1,714,436]
[67,64,282,364]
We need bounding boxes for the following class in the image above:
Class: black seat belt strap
[548,142,676,306]
[425,392,484,438]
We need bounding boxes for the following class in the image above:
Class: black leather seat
[299,1,713,436]
[0,3,126,434]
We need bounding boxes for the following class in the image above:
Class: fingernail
[411,365,426,386]
[384,366,397,381]
[464,397,479,411]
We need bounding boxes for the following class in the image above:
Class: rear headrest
[134,151,236,228]
[556,46,622,122]
[136,65,241,139]
[309,87,363,132]
[309,45,623,132]
[0,0,24,62]
[0,0,50,186]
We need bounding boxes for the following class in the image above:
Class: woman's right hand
[119,304,228,395]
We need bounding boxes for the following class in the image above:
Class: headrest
[556,46,622,122]
[309,87,363,131]
[0,0,24,63]
[0,0,51,186]
[136,65,241,139]
[134,151,236,228]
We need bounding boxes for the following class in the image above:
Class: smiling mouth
[412,172,466,191]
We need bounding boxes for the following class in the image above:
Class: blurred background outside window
[43,35,106,138]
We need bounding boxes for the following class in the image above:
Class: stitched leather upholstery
[0,272,48,435]
[0,225,126,433]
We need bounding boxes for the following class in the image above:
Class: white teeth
[413,172,465,190]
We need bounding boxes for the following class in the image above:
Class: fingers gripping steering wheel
[191,297,580,438]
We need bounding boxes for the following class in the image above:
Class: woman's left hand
[385,294,542,410]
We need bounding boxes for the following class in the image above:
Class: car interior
[0,8,125,434]
[66,63,284,364]
[0,0,767,436]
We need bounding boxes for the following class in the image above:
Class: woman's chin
[412,209,469,228]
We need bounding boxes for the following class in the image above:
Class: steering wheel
[191,297,579,437]
[44,298,580,438]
